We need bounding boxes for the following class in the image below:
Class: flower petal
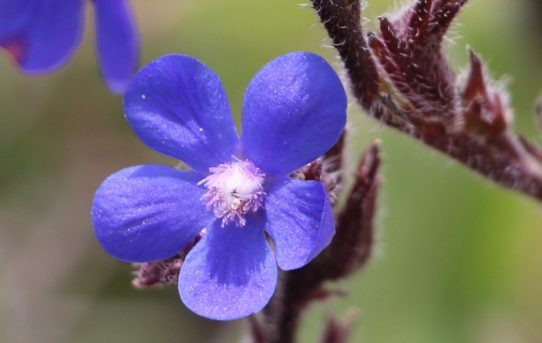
[124,54,239,172]
[0,0,84,72]
[93,0,139,93]
[91,165,211,263]
[241,52,347,175]
[264,179,335,270]
[178,217,277,320]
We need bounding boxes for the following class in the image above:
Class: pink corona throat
[198,158,266,227]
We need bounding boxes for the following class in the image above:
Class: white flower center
[198,159,265,227]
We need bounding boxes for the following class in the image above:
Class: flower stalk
[248,139,382,343]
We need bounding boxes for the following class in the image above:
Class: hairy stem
[311,0,542,201]
[249,142,381,342]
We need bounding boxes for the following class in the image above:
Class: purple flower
[91,52,347,320]
[0,0,138,93]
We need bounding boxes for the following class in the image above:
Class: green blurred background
[1,0,542,342]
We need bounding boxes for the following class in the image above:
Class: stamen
[198,158,265,227]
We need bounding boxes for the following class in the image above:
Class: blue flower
[0,0,138,93]
[91,52,347,320]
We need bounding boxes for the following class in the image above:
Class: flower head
[0,0,139,93]
[91,52,347,320]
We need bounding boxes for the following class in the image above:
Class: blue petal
[178,217,277,320]
[0,0,84,72]
[264,179,335,270]
[93,0,139,93]
[0,0,31,42]
[92,165,212,263]
[241,52,347,176]
[124,54,239,172]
